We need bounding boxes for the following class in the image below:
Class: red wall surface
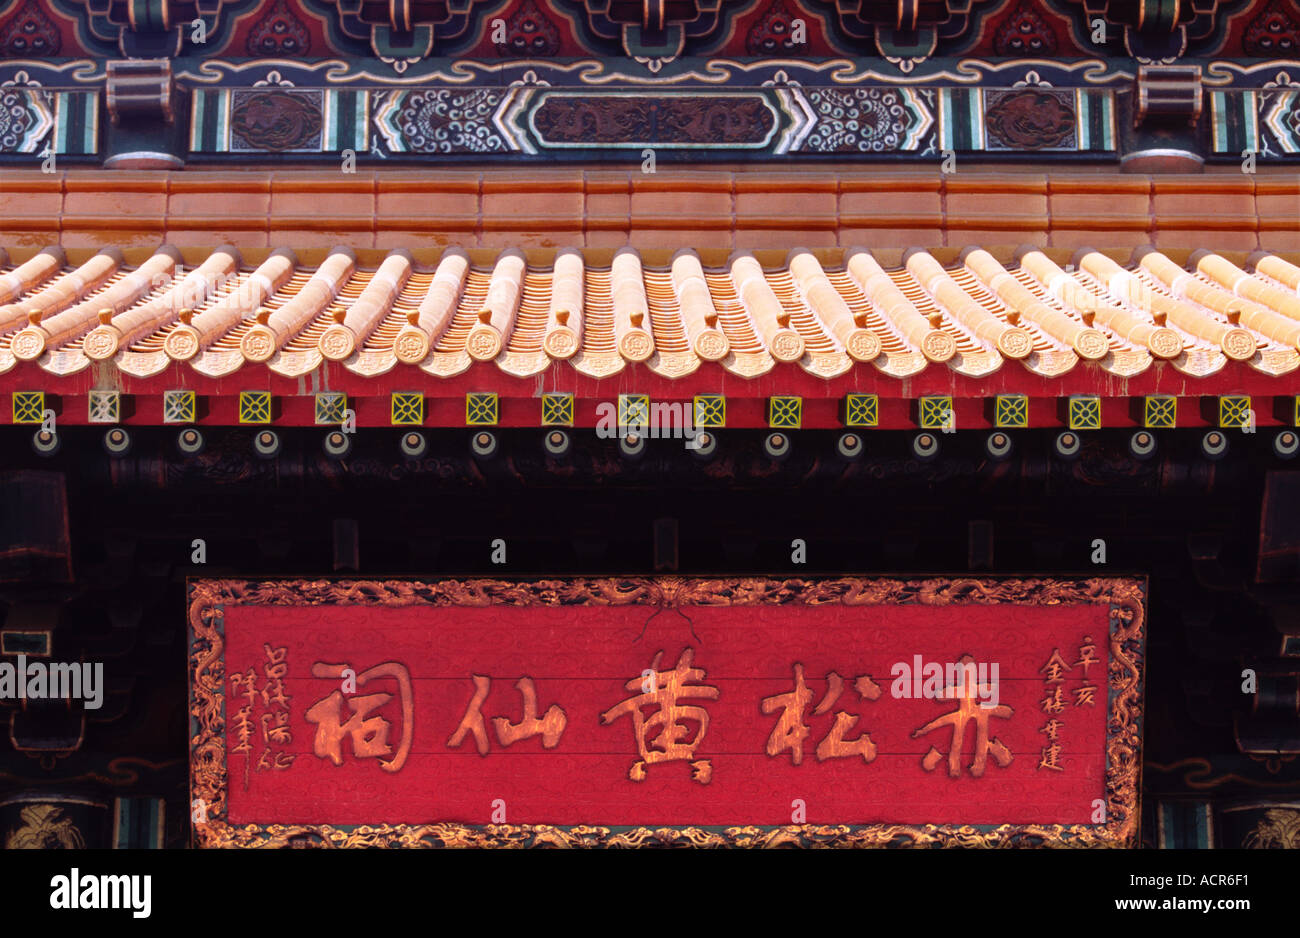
[219,599,1111,827]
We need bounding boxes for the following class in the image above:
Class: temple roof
[4,241,1300,384]
[2,240,1299,433]
[3,167,1298,430]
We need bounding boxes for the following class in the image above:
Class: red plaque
[188,577,1146,847]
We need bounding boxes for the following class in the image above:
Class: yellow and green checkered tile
[994,395,1028,429]
[1219,395,1252,430]
[466,392,499,426]
[12,391,45,424]
[391,392,424,426]
[919,396,953,430]
[163,390,196,424]
[1144,395,1177,429]
[694,394,725,428]
[768,396,802,429]
[238,391,272,424]
[541,393,573,426]
[844,393,878,428]
[1068,396,1101,430]
[88,390,120,424]
[618,394,649,428]
[314,392,347,426]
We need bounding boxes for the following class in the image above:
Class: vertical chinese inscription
[1074,637,1099,708]
[228,645,298,789]
[229,666,257,790]
[1037,636,1099,772]
[257,644,297,774]
[1038,647,1070,772]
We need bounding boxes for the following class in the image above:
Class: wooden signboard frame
[188,576,1146,848]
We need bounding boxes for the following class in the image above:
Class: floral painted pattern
[804,88,916,152]
[397,89,508,153]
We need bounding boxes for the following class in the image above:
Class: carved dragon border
[189,575,1146,848]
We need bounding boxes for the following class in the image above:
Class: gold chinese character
[305,661,413,773]
[602,648,720,784]
[816,686,880,764]
[1038,744,1064,772]
[447,675,492,755]
[449,675,568,753]
[1073,637,1099,676]
[760,664,815,765]
[1039,649,1072,684]
[260,709,292,745]
[257,749,299,772]
[256,743,301,769]
[231,704,255,788]
[912,655,1014,778]
[761,666,881,765]
[1040,686,1065,714]
[493,677,567,748]
[231,705,254,755]
[230,667,257,707]
[1041,718,1063,741]
[261,644,290,709]
[1074,684,1096,708]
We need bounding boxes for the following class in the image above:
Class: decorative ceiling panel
[0,0,1293,61]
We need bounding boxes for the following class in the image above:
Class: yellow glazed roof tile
[2,243,1300,383]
